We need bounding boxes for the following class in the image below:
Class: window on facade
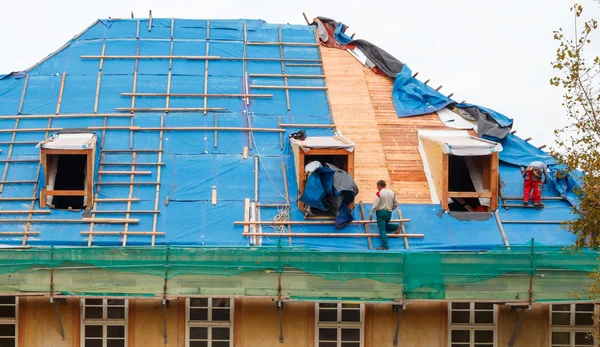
[448,302,496,347]
[316,303,364,347]
[186,298,233,347]
[0,297,17,347]
[550,304,596,347]
[81,299,127,347]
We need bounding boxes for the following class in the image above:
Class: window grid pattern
[550,304,596,347]
[0,297,17,347]
[81,299,127,347]
[449,302,496,347]
[316,303,364,347]
[186,298,233,347]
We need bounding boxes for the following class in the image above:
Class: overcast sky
[1,0,598,148]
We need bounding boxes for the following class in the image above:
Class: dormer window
[38,129,98,210]
[290,136,357,219]
[418,130,502,212]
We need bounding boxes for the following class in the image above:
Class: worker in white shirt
[368,180,399,250]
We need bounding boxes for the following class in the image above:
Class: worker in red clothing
[523,161,551,208]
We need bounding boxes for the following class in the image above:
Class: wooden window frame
[80,299,128,347]
[447,302,498,347]
[549,303,597,347]
[0,297,18,347]
[185,297,234,347]
[443,152,499,211]
[315,302,365,347]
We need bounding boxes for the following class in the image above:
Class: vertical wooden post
[489,152,499,211]
[442,154,449,210]
[203,20,210,115]
[279,25,291,111]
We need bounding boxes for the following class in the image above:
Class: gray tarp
[313,17,404,77]
[456,106,513,139]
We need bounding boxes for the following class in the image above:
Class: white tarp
[291,136,355,153]
[436,108,477,131]
[418,130,502,156]
[38,133,97,150]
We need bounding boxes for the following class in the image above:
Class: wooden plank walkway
[322,47,451,204]
[320,47,391,203]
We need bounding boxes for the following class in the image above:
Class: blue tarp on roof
[0,18,580,251]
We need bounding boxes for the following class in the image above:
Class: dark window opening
[305,154,348,171]
[303,154,349,218]
[448,155,482,212]
[49,154,86,210]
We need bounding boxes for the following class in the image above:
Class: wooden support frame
[39,146,96,209]
[0,74,29,193]
[0,114,132,120]
[0,126,285,133]
[278,25,291,111]
[204,20,211,115]
[120,92,272,98]
[235,219,410,225]
[0,218,139,224]
[281,161,292,245]
[358,202,373,250]
[293,147,355,211]
[81,55,321,63]
[441,152,499,211]
[242,232,421,238]
[249,74,325,78]
[250,85,327,90]
[396,209,409,250]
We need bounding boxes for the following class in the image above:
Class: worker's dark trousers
[376,210,398,249]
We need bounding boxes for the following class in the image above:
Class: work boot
[533,201,545,210]
[523,200,529,206]
[376,247,389,251]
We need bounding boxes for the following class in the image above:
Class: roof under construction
[0,17,591,302]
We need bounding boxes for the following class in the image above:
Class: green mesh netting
[0,243,596,302]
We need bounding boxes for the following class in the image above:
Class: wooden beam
[448,191,493,198]
[250,85,327,90]
[358,202,373,250]
[100,162,165,166]
[501,220,564,224]
[442,154,449,210]
[120,93,272,98]
[95,198,140,203]
[55,72,66,115]
[0,210,50,214]
[246,42,319,47]
[81,55,222,60]
[278,123,335,128]
[396,209,409,250]
[524,137,533,142]
[489,152,499,211]
[502,196,564,201]
[249,74,325,78]
[0,114,132,120]
[0,218,139,224]
[97,171,151,175]
[212,186,217,205]
[45,190,87,196]
[435,85,443,91]
[95,182,160,186]
[235,219,410,226]
[302,12,310,25]
[242,232,423,238]
[494,211,510,248]
[90,210,159,214]
[81,231,164,235]
[538,145,547,150]
[115,107,226,112]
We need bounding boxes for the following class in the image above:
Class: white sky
[1,0,598,148]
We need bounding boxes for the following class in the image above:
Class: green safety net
[0,242,596,302]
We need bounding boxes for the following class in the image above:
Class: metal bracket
[277,301,284,343]
[54,300,65,340]
[392,306,402,346]
[277,274,284,343]
[508,307,526,347]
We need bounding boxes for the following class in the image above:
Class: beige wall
[16,297,554,347]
